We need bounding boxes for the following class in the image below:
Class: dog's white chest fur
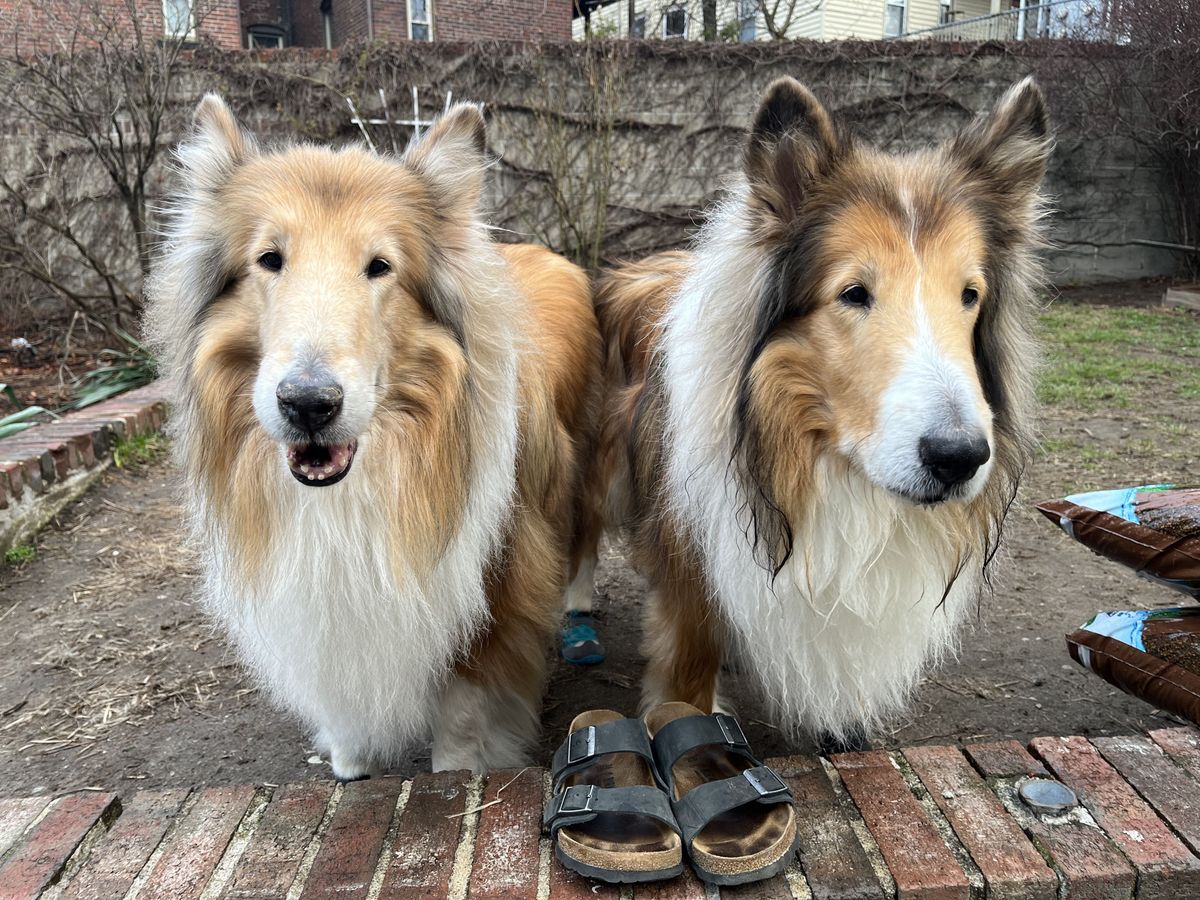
[199,427,514,768]
[695,462,978,737]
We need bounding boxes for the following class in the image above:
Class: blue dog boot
[561,611,605,665]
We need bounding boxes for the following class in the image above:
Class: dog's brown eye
[366,258,390,278]
[962,287,980,307]
[258,251,283,272]
[839,285,872,308]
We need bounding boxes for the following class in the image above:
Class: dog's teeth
[316,472,325,480]
[300,465,310,475]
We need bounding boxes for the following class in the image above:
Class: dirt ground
[1,287,1198,796]
[1,316,114,410]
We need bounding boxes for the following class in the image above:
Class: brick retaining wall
[5,728,1200,898]
[0,382,171,554]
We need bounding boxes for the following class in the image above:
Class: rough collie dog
[146,96,602,777]
[591,77,1051,746]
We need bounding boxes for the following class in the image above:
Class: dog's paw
[330,745,376,782]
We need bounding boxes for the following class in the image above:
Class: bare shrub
[0,0,218,332]
[1035,0,1200,277]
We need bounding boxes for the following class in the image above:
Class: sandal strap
[671,765,794,848]
[551,719,657,789]
[651,714,758,790]
[543,783,681,838]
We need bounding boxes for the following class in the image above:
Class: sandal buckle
[566,725,596,765]
[558,783,597,814]
[715,714,748,748]
[743,766,788,797]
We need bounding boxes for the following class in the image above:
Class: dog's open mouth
[286,441,357,487]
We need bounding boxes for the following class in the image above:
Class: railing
[901,0,1123,42]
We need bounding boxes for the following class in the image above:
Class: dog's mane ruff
[143,99,525,765]
[661,189,780,558]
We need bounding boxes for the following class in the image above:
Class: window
[409,0,432,40]
[938,0,953,25]
[883,0,906,37]
[663,4,686,38]
[247,25,286,48]
[738,0,756,40]
[162,0,195,39]
[631,12,646,38]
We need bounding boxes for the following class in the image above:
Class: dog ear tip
[1006,77,1050,137]
[194,93,231,125]
[753,77,821,140]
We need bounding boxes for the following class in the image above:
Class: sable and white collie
[590,77,1051,745]
[146,96,602,777]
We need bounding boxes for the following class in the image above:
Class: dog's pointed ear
[178,94,256,190]
[403,103,488,215]
[744,78,840,224]
[950,76,1052,203]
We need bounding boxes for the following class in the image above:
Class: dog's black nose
[277,376,343,435]
[919,433,991,488]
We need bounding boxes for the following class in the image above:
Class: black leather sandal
[544,709,684,883]
[645,702,800,886]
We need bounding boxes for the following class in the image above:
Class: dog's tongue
[286,441,356,483]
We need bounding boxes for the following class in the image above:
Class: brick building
[235,0,573,47]
[0,0,243,54]
[0,0,571,54]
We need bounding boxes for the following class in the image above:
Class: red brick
[376,771,467,900]
[964,741,1050,780]
[0,451,51,489]
[138,784,256,900]
[468,767,542,899]
[772,755,884,900]
[0,797,50,858]
[61,788,189,900]
[904,745,1057,900]
[1150,726,1200,780]
[301,776,403,900]
[548,858,620,898]
[966,742,1134,900]
[720,874,794,898]
[0,461,24,499]
[633,866,707,899]
[1094,735,1200,854]
[221,782,333,899]
[1031,736,1200,899]
[0,791,116,899]
[833,750,970,900]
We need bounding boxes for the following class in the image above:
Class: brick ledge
[3,727,1200,899]
[0,381,170,554]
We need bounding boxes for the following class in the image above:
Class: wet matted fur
[146,96,602,776]
[592,77,1051,741]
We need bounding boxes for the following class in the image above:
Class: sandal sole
[689,829,801,887]
[554,844,684,884]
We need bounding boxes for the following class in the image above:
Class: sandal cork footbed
[645,702,798,882]
[556,709,683,877]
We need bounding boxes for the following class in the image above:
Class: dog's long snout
[277,375,344,435]
[918,432,990,489]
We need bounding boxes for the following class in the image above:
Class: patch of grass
[112,431,167,469]
[1039,301,1200,412]
[1038,435,1081,456]
[4,544,35,565]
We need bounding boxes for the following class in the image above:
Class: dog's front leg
[317,728,380,782]
[431,676,538,773]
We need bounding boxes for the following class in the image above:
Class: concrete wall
[0,40,1177,303]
